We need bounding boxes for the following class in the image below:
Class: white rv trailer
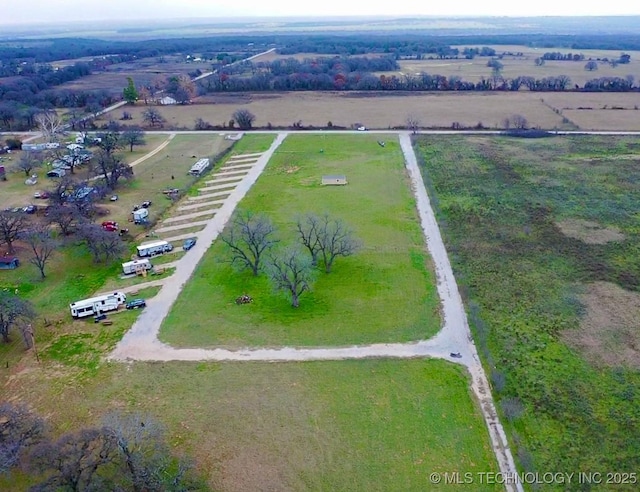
[69,291,126,318]
[136,240,174,258]
[122,259,152,275]
[188,158,210,177]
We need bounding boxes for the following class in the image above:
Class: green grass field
[160,134,441,348]
[415,134,640,481]
[0,358,499,491]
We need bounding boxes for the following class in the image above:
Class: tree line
[0,403,204,490]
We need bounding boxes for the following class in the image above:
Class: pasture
[415,134,640,480]
[120,90,640,131]
[393,45,640,87]
[160,134,441,348]
[1,358,500,491]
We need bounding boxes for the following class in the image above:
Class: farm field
[160,133,441,348]
[56,54,213,95]
[1,358,500,491]
[415,135,640,481]
[392,45,640,87]
[121,91,640,131]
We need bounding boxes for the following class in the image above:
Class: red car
[101,221,118,232]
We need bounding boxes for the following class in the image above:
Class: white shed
[321,175,347,186]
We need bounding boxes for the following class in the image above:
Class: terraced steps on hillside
[187,191,231,202]
[160,232,203,243]
[219,163,254,171]
[155,219,211,234]
[229,152,263,159]
[162,209,217,223]
[203,175,244,185]
[177,199,226,212]
[211,170,249,178]
[198,183,238,193]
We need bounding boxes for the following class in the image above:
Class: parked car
[33,191,49,199]
[46,169,66,178]
[126,298,146,310]
[141,201,152,208]
[22,205,37,214]
[109,195,118,201]
[102,221,118,232]
[183,238,197,251]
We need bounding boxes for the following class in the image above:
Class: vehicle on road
[183,238,197,251]
[126,298,146,310]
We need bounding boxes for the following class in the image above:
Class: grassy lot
[161,134,440,348]
[415,135,640,481]
[1,358,500,491]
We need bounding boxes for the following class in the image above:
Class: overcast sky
[5,0,640,25]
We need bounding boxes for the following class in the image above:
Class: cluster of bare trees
[221,211,360,307]
[0,403,202,490]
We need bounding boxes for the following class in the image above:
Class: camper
[136,240,173,257]
[133,208,149,224]
[122,259,152,275]
[188,158,210,177]
[69,291,126,318]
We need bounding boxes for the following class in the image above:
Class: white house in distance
[322,175,347,185]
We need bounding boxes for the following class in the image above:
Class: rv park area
[3,36,640,490]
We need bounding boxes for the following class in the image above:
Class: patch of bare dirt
[562,281,640,368]
[556,219,625,244]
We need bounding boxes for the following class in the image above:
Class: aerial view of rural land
[2,0,640,490]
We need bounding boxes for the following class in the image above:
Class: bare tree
[78,224,125,263]
[46,205,83,236]
[0,403,46,474]
[267,247,315,308]
[585,60,599,71]
[221,210,278,276]
[28,427,117,492]
[142,108,166,128]
[35,111,64,142]
[406,113,421,134]
[232,108,256,130]
[101,412,188,492]
[120,127,146,152]
[297,213,360,273]
[0,291,35,344]
[296,214,323,265]
[14,151,43,176]
[0,210,28,254]
[510,114,529,129]
[92,149,133,189]
[21,226,60,278]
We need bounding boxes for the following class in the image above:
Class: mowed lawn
[1,359,499,491]
[161,134,441,347]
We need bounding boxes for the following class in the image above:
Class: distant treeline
[4,33,640,65]
[200,56,637,93]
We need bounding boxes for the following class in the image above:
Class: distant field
[120,90,640,131]
[56,55,212,95]
[1,359,500,491]
[161,134,440,348]
[391,45,640,87]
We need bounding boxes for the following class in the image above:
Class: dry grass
[119,90,640,131]
[556,219,625,244]
[124,91,572,130]
[562,282,640,368]
[395,45,640,87]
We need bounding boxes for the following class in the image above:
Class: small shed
[322,175,347,186]
[0,257,19,270]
